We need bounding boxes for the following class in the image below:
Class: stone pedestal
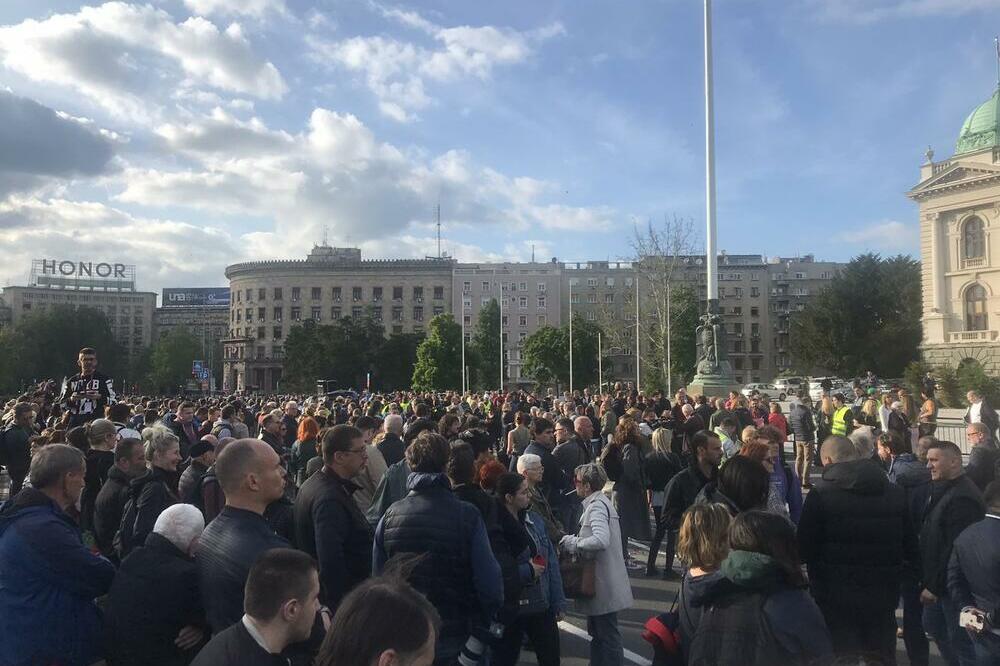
[688,360,742,398]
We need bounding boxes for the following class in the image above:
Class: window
[272,345,283,358]
[519,296,527,309]
[966,283,989,331]
[538,296,547,308]
[463,281,471,293]
[751,339,760,353]
[537,282,546,292]
[735,288,744,298]
[604,293,614,304]
[433,305,444,316]
[332,287,341,302]
[311,287,322,300]
[258,307,265,321]
[291,287,300,301]
[751,358,761,370]
[258,288,266,300]
[733,340,744,353]
[625,277,634,287]
[236,291,241,303]
[795,272,805,279]
[392,307,403,322]
[257,326,265,339]
[569,278,579,287]
[502,315,509,326]
[734,357,744,370]
[587,293,598,303]
[464,315,471,326]
[606,277,615,287]
[273,288,282,300]
[733,323,743,335]
[751,306,759,317]
[519,282,527,291]
[481,297,491,307]
[964,217,986,259]
[413,286,423,301]
[750,287,760,298]
[751,273,760,281]
[245,308,253,323]
[433,286,444,300]
[537,314,547,326]
[751,323,760,337]
[413,307,423,322]
[311,306,321,321]
[463,297,472,308]
[245,289,252,302]
[331,306,341,319]
[586,311,597,321]
[352,306,363,318]
[273,326,283,339]
[373,286,383,302]
[571,293,580,304]
[519,315,527,326]
[351,287,361,302]
[587,278,597,287]
[373,307,383,323]
[290,307,301,321]
[393,286,403,301]
[482,281,491,291]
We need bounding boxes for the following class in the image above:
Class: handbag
[560,550,596,599]
[642,588,684,666]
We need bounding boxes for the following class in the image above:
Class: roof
[955,87,1000,155]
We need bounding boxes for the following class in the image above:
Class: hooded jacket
[797,458,918,609]
[117,465,178,558]
[93,464,133,557]
[0,487,116,666]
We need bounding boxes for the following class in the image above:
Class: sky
[0,0,998,295]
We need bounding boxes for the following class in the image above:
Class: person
[351,415,388,515]
[169,401,201,460]
[517,452,565,544]
[887,400,911,444]
[714,416,739,460]
[179,437,216,505]
[117,423,182,557]
[788,395,816,488]
[106,504,207,666]
[964,390,999,440]
[492,472,565,666]
[294,424,375,609]
[281,400,300,449]
[373,431,503,665]
[197,438,291,634]
[676,403,706,455]
[685,511,832,665]
[0,444,116,666]
[58,346,117,426]
[378,413,406,466]
[553,416,589,479]
[965,422,999,491]
[612,417,651,563]
[192,548,321,666]
[675,503,732,662]
[288,416,320,487]
[258,413,285,456]
[947,480,1000,665]
[919,390,938,438]
[653,430,721,579]
[877,430,923,484]
[94,436,147,557]
[752,425,803,524]
[644,427,680,576]
[767,402,788,439]
[80,417,118,534]
[797,434,918,664]
[559,463,634,666]
[522,417,568,516]
[211,404,239,440]
[709,397,734,431]
[695,454,771,516]
[1,401,36,496]
[856,395,881,430]
[314,575,440,666]
[831,392,854,437]
[920,440,986,666]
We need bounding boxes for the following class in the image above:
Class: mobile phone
[959,608,985,632]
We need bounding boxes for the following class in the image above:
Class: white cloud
[310,7,564,121]
[0,2,287,121]
[836,220,917,251]
[182,0,289,19]
[808,0,999,23]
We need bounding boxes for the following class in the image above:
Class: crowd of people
[0,347,998,666]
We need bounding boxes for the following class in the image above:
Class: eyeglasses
[342,447,368,456]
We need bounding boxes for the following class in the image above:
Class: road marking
[557,620,653,666]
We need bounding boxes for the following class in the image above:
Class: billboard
[31,259,136,291]
[162,287,231,307]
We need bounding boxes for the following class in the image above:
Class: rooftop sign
[30,259,136,291]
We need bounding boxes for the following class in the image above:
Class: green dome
[956,88,1000,155]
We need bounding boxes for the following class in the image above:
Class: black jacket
[919,475,985,596]
[663,464,714,530]
[106,532,205,666]
[293,467,374,609]
[965,445,1000,491]
[788,404,816,443]
[797,458,919,609]
[552,437,589,479]
[81,449,114,532]
[117,466,178,558]
[94,465,132,557]
[179,460,209,505]
[964,400,1000,436]
[378,432,406,467]
[524,441,568,512]
[947,513,1000,615]
[196,506,290,633]
[169,421,201,460]
[190,621,287,666]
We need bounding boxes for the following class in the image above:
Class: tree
[374,333,423,390]
[283,314,386,392]
[412,314,463,391]
[147,327,202,394]
[789,253,921,378]
[472,299,500,389]
[521,315,602,388]
[282,320,329,392]
[0,305,124,393]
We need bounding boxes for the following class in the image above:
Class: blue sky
[0,0,997,293]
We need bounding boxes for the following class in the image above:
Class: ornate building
[909,86,1000,372]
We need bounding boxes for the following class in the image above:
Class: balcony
[948,330,999,343]
[961,256,986,270]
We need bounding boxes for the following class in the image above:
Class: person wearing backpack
[685,510,832,666]
[645,427,681,577]
[657,431,721,580]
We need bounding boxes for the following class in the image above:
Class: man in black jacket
[964,390,999,440]
[57,347,117,427]
[1,402,36,497]
[168,401,201,460]
[797,435,918,664]
[293,425,374,610]
[920,440,985,666]
[197,439,291,633]
[106,504,207,665]
[192,549,321,666]
[378,414,406,466]
[964,422,999,491]
[653,430,721,579]
[522,417,568,518]
[93,437,147,558]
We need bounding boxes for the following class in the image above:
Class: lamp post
[568,280,574,394]
[598,330,603,393]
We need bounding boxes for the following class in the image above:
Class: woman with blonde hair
[740,425,758,447]
[676,503,732,660]
[645,426,679,576]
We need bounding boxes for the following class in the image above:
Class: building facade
[909,87,1000,373]
[152,303,230,389]
[223,245,454,392]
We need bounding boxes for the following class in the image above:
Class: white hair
[681,404,694,416]
[573,415,591,429]
[153,504,205,554]
[848,426,875,460]
[141,423,179,462]
[385,413,403,434]
[517,453,542,472]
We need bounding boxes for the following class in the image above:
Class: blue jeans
[587,612,623,666]
[923,595,976,666]
[972,634,1000,666]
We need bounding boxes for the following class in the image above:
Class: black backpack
[644,451,681,491]
[687,589,791,666]
[599,443,624,482]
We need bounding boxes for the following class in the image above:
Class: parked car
[742,383,776,399]
[772,377,805,400]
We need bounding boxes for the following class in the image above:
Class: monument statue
[695,311,727,376]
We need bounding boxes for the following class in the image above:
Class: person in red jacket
[767,403,788,440]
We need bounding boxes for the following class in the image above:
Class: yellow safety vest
[831,406,852,436]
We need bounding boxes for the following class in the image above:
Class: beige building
[909,87,1000,372]
[223,245,453,392]
[453,260,563,386]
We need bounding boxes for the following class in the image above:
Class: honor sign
[30,259,137,291]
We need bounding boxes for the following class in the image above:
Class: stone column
[930,212,944,312]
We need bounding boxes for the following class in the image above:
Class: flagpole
[635,277,640,390]
[461,307,466,394]
[568,281,574,395]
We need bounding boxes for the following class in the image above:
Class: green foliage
[789,253,921,378]
[412,314,463,391]
[955,359,1000,406]
[283,315,386,392]
[375,333,423,390]
[0,305,125,393]
[934,365,961,408]
[147,327,202,394]
[472,299,500,389]
[522,315,602,388]
[903,360,933,400]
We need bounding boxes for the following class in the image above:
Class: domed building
[909,86,1000,372]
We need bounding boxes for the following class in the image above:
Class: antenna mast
[436,203,442,259]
